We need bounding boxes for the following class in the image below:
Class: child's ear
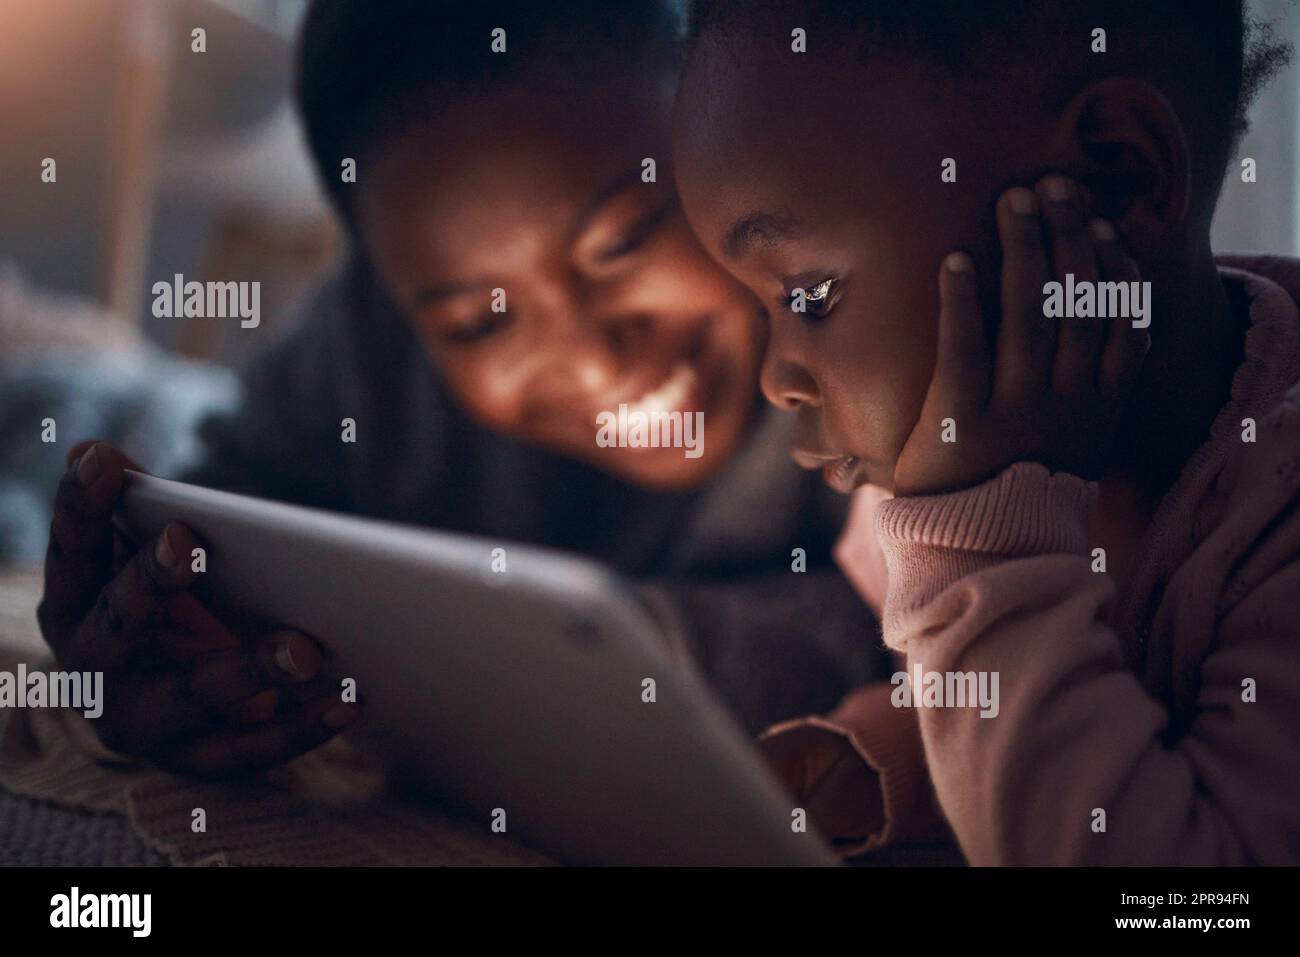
[1048,77,1192,253]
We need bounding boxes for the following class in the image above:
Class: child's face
[357,62,764,491]
[673,39,1046,493]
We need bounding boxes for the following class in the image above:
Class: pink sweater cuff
[760,683,949,857]
[876,463,1098,641]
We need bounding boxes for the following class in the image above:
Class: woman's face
[356,62,764,491]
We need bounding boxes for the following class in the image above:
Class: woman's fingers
[188,631,325,707]
[994,187,1054,401]
[253,629,324,685]
[175,692,361,778]
[39,442,135,647]
[157,593,243,661]
[94,667,211,758]
[38,441,348,777]
[189,630,324,723]
[92,627,332,762]
[64,522,202,673]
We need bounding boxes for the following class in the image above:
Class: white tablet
[115,471,836,866]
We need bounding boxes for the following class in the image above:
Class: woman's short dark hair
[296,0,685,223]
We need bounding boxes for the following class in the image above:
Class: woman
[35,0,880,779]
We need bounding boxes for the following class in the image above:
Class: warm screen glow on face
[358,67,765,491]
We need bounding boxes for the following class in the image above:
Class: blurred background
[0,0,331,563]
[0,0,1297,565]
[1,0,332,364]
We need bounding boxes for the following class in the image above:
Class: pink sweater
[768,254,1300,865]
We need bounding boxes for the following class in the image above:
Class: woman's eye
[597,233,646,261]
[594,201,674,263]
[444,312,508,344]
[781,278,839,319]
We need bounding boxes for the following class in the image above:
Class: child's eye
[780,277,840,319]
[806,278,834,305]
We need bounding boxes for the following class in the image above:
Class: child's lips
[791,448,862,493]
[822,456,862,493]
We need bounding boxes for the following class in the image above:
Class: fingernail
[274,638,302,679]
[1044,175,1073,202]
[1089,218,1116,241]
[155,526,178,568]
[75,445,101,487]
[323,703,358,729]
[944,252,973,273]
[1007,188,1037,215]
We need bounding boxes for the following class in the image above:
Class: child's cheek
[821,308,934,472]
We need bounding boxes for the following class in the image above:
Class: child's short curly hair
[689,1,1292,210]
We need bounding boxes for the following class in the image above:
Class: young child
[33,0,881,782]
[673,0,1300,863]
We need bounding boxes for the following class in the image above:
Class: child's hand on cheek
[893,175,1151,497]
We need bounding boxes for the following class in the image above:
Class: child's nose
[760,351,820,410]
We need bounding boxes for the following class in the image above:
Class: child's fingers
[934,251,990,411]
[994,188,1054,400]
[1036,176,1104,394]
[1036,175,1098,283]
[1094,223,1151,400]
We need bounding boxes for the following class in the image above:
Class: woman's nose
[535,277,661,402]
[567,345,619,397]
[540,311,627,402]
